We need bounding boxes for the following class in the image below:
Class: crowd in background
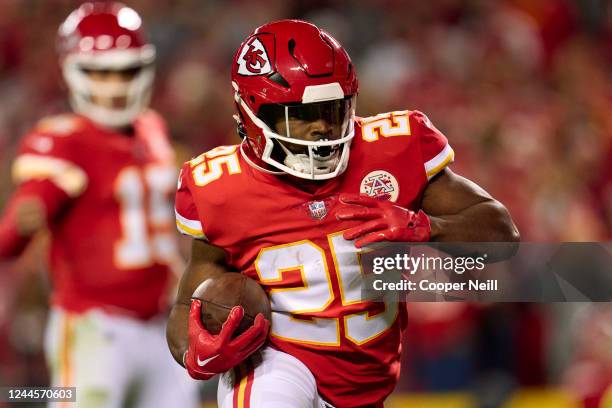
[0,0,611,406]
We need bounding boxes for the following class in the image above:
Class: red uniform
[7,111,177,319]
[176,110,454,406]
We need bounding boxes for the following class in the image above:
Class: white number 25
[255,232,398,347]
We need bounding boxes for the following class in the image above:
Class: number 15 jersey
[12,112,178,319]
[175,110,454,407]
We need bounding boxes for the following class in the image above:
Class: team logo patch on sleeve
[237,35,273,76]
[360,170,399,202]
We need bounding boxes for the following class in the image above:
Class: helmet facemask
[62,47,155,128]
[237,87,356,180]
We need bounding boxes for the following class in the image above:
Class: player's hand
[336,193,430,248]
[15,198,46,236]
[184,300,270,380]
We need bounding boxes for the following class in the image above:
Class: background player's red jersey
[12,111,178,319]
[175,110,454,406]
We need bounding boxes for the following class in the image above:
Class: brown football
[192,273,272,337]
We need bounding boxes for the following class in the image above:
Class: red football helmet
[232,20,358,180]
[57,2,155,128]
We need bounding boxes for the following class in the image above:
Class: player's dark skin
[166,132,520,364]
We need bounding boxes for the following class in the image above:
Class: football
[192,273,272,337]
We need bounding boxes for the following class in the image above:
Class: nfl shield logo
[308,201,328,220]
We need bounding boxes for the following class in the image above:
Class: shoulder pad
[34,114,87,137]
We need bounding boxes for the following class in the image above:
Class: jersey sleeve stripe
[175,210,206,239]
[424,143,455,180]
[12,154,88,197]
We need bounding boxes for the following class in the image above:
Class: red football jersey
[13,111,178,319]
[175,110,454,406]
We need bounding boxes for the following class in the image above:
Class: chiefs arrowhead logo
[243,44,266,73]
[237,37,272,76]
[360,170,400,202]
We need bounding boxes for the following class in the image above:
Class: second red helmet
[58,2,155,128]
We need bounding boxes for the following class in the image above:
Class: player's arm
[168,163,270,380]
[337,171,518,242]
[0,181,72,258]
[337,172,518,255]
[168,162,224,367]
[337,172,519,260]
[166,238,270,380]
[1,125,88,258]
[166,238,227,365]
[337,110,519,257]
[423,168,519,243]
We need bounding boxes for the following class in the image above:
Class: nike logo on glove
[197,354,220,367]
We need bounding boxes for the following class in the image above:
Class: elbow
[166,305,187,366]
[501,222,520,259]
[509,224,521,243]
[486,202,520,261]
[500,217,521,244]
[488,200,520,243]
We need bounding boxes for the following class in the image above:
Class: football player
[168,20,520,408]
[0,3,198,407]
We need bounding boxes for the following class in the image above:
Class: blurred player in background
[0,2,198,407]
[563,305,612,408]
[168,20,519,407]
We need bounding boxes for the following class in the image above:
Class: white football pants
[217,347,333,408]
[44,307,199,408]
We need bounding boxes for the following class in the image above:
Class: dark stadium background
[0,1,611,407]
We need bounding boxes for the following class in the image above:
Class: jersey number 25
[255,232,398,347]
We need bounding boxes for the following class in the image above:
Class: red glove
[336,193,431,248]
[184,300,270,380]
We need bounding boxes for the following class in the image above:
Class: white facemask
[62,46,155,128]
